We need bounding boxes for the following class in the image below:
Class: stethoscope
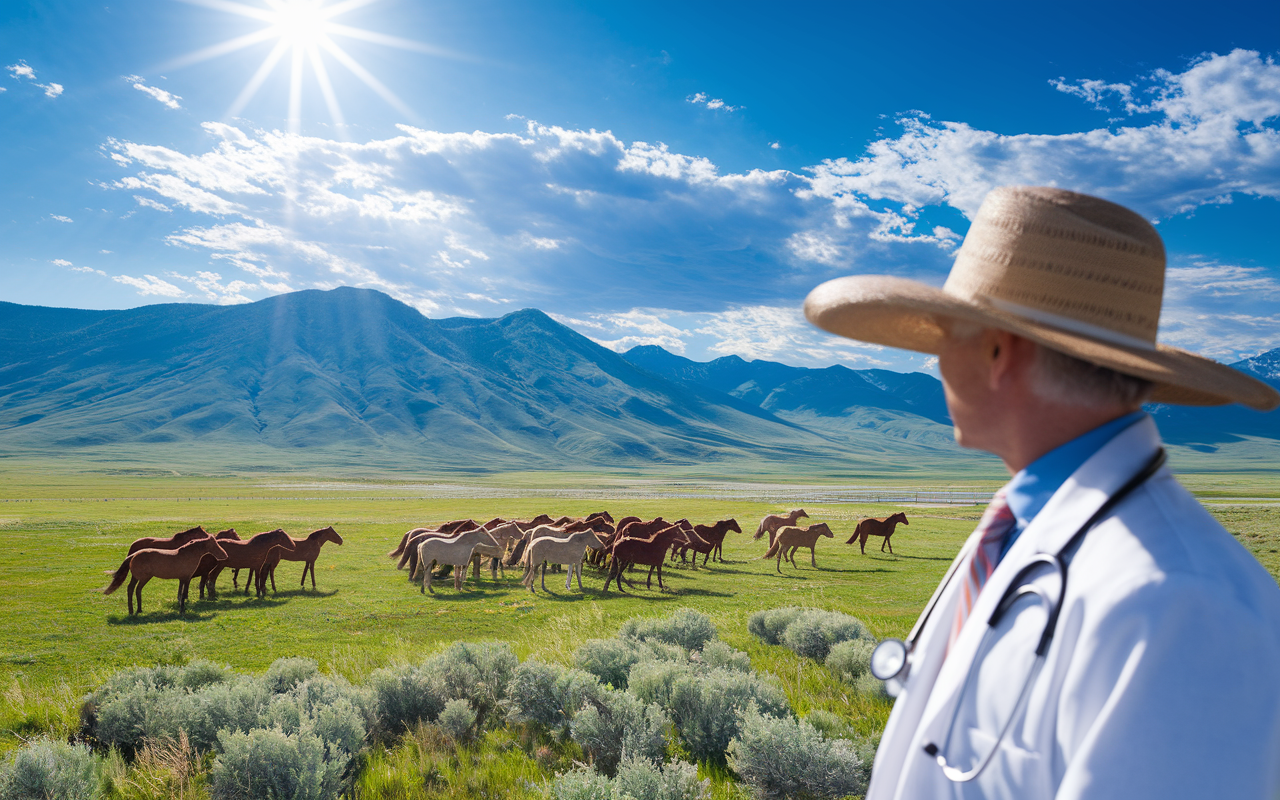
[868,447,1168,782]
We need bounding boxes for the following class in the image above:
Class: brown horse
[753,509,809,545]
[103,536,229,614]
[604,523,687,593]
[189,529,241,599]
[764,522,834,572]
[204,529,297,599]
[126,526,210,557]
[254,526,344,593]
[672,519,741,565]
[847,512,909,554]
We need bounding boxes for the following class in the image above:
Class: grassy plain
[1,461,1277,795]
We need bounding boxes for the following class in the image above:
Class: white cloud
[1158,261,1280,360]
[806,49,1280,220]
[51,258,73,266]
[176,270,255,304]
[688,92,740,112]
[73,266,108,277]
[124,75,182,109]
[6,62,35,80]
[50,215,73,223]
[113,274,186,297]
[695,305,890,366]
[40,82,62,98]
[1049,77,1135,112]
[134,195,171,212]
[770,142,780,150]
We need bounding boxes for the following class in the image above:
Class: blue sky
[2,0,1278,374]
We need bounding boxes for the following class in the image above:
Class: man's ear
[987,330,1032,392]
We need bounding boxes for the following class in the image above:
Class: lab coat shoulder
[1051,473,1280,799]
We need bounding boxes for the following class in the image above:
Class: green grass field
[1,464,1277,797]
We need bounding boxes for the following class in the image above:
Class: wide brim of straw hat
[805,274,1279,410]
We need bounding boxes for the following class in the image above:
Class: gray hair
[940,318,1153,408]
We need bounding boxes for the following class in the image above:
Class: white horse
[469,522,525,580]
[521,528,605,593]
[415,528,498,594]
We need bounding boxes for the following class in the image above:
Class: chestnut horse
[126,526,209,557]
[204,529,297,599]
[764,522,834,572]
[604,523,687,593]
[254,526,344,593]
[753,509,809,545]
[189,529,241,599]
[103,536,229,614]
[846,512,909,554]
[671,519,741,565]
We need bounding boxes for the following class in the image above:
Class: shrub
[428,642,518,728]
[698,640,750,673]
[613,756,707,800]
[549,766,613,800]
[368,663,447,737]
[824,638,876,684]
[746,607,806,646]
[262,657,320,695]
[0,738,99,800]
[570,689,668,777]
[574,639,643,689]
[438,699,477,743]
[619,610,717,653]
[505,661,605,734]
[781,610,871,662]
[176,660,234,692]
[629,663,789,765]
[727,710,865,800]
[210,726,343,800]
[264,678,369,761]
[802,710,853,741]
[152,677,271,753]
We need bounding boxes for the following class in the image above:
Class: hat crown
[944,186,1166,348]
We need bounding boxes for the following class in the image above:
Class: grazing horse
[103,536,229,615]
[672,519,741,565]
[204,529,297,599]
[764,523,835,572]
[847,512,909,554]
[414,528,498,594]
[126,526,210,557]
[604,524,687,593]
[254,526,344,593]
[468,523,525,580]
[521,529,605,593]
[753,509,809,545]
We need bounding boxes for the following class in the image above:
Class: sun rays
[171,0,450,133]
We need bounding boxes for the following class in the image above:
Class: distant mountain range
[0,288,1276,472]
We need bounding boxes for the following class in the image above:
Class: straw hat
[804,186,1279,410]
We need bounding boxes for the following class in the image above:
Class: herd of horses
[383,508,912,595]
[98,508,912,612]
[101,526,343,615]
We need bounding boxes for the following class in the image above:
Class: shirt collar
[1004,410,1148,532]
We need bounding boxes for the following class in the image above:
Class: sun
[171,0,452,133]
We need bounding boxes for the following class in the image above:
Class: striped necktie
[948,489,1017,650]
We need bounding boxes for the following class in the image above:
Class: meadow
[1,463,1277,797]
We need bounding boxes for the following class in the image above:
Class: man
[804,186,1280,799]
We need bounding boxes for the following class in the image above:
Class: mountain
[623,343,1280,455]
[0,289,973,472]
[0,288,1274,473]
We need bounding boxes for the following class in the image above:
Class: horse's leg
[885,535,893,554]
[810,546,817,567]
[656,563,665,590]
[207,566,221,600]
[127,576,137,615]
[859,532,867,555]
[268,564,277,593]
[540,563,548,592]
[136,577,150,614]
[646,565,655,589]
[178,579,187,614]
[232,568,239,589]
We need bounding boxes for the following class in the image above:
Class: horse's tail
[762,539,780,559]
[845,521,863,545]
[102,557,132,595]
[753,521,767,541]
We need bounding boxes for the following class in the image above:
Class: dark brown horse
[103,536,229,614]
[846,512,909,554]
[254,526,344,593]
[126,526,209,557]
[672,518,741,565]
[189,529,241,599]
[604,523,687,593]
[204,529,297,598]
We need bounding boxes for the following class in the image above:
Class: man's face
[937,325,997,452]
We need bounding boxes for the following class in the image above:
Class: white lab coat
[868,417,1280,800]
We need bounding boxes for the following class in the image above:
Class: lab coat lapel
[910,417,1164,757]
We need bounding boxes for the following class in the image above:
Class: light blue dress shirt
[998,410,1147,560]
